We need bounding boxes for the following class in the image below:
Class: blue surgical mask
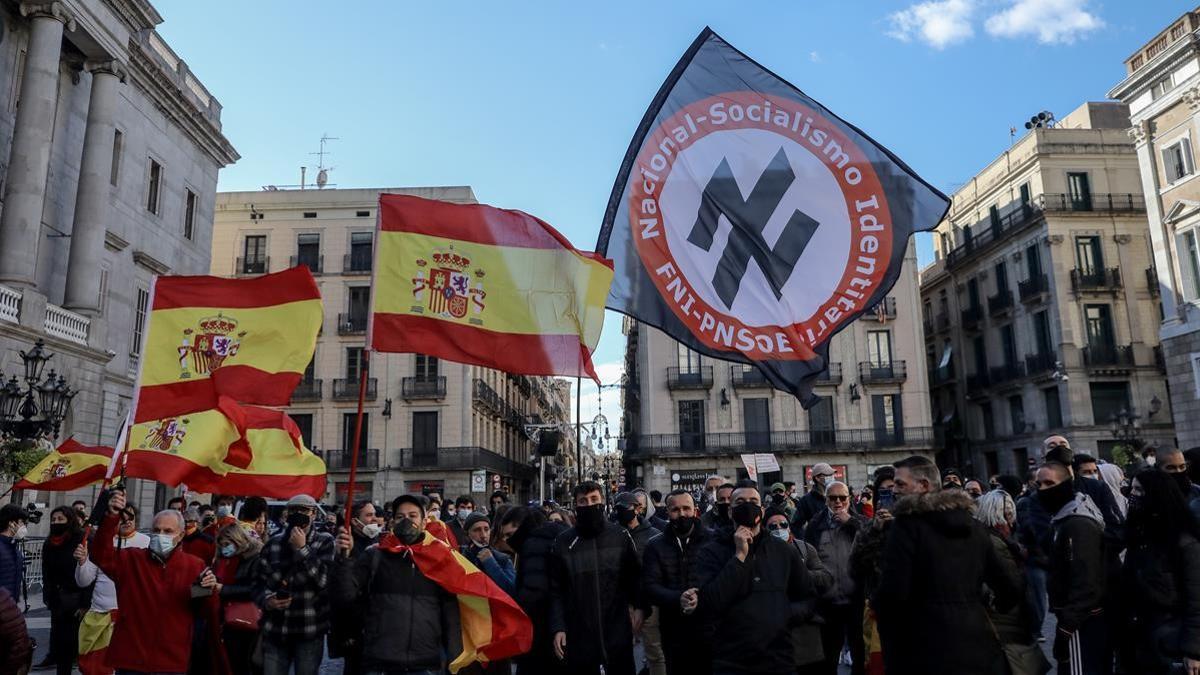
[220,543,238,558]
[770,528,790,542]
[216,505,232,519]
[149,533,176,557]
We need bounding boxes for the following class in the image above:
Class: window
[183,189,196,240]
[1067,172,1092,211]
[349,232,373,271]
[1019,183,1031,208]
[1089,382,1130,425]
[872,394,903,445]
[356,210,371,218]
[981,402,995,439]
[110,129,123,186]
[989,204,1001,230]
[291,414,314,449]
[98,267,110,316]
[973,335,988,376]
[415,354,439,380]
[146,159,162,214]
[1151,74,1175,100]
[1025,242,1042,279]
[1043,386,1063,429]
[678,400,706,452]
[347,286,370,328]
[994,261,1008,294]
[1000,324,1017,367]
[808,396,835,445]
[8,49,25,113]
[1192,353,1200,398]
[303,212,317,219]
[346,347,365,380]
[1033,311,1053,356]
[242,235,267,274]
[1163,137,1194,183]
[412,411,438,452]
[343,412,370,452]
[1178,230,1200,301]
[131,287,149,356]
[867,330,893,367]
[967,278,981,309]
[1008,395,1025,434]
[677,343,702,373]
[1084,304,1115,348]
[1075,236,1103,275]
[743,399,771,449]
[296,233,320,271]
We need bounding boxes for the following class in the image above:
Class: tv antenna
[310,134,338,189]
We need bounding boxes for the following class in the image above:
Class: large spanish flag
[132,266,322,423]
[13,438,112,491]
[370,194,613,379]
[377,531,532,672]
[123,408,243,486]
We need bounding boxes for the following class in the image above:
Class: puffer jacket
[873,490,1019,675]
[331,546,462,671]
[642,522,711,653]
[790,489,826,536]
[548,522,642,672]
[1121,531,1200,661]
[512,520,568,675]
[626,519,661,561]
[0,536,22,602]
[0,587,30,674]
[1048,493,1106,633]
[803,508,864,605]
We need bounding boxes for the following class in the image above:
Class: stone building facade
[621,240,933,495]
[1110,7,1200,449]
[0,0,237,522]
[211,187,574,504]
[921,102,1175,478]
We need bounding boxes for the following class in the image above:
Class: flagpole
[343,349,370,533]
[575,376,582,484]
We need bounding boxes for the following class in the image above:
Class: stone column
[0,2,74,289]
[64,61,125,314]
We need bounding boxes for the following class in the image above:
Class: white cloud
[809,51,822,63]
[886,0,975,49]
[984,0,1103,44]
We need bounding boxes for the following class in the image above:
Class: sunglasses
[827,495,850,502]
[766,522,789,531]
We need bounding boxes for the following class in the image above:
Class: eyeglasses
[766,522,789,531]
[827,495,850,502]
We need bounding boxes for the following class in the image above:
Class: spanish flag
[370,194,613,379]
[123,407,243,486]
[132,266,322,423]
[13,438,112,491]
[377,531,532,672]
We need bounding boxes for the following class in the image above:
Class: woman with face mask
[40,506,86,675]
[200,523,263,675]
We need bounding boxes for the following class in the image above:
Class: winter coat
[513,521,567,675]
[626,520,661,561]
[1047,493,1106,632]
[872,490,1018,675]
[693,527,814,674]
[790,489,826,536]
[803,508,864,605]
[791,538,833,668]
[849,517,891,601]
[0,535,22,602]
[0,587,30,674]
[983,529,1035,645]
[41,533,86,611]
[548,521,642,672]
[700,507,730,531]
[1017,477,1124,571]
[331,546,462,672]
[642,523,711,655]
[462,545,516,595]
[1121,531,1200,662]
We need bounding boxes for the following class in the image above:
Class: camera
[24,502,45,524]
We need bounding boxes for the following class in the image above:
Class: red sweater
[92,513,205,673]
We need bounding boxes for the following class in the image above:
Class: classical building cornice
[132,250,169,274]
[100,0,161,33]
[127,34,239,167]
[104,229,129,252]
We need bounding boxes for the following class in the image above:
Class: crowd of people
[0,436,1196,674]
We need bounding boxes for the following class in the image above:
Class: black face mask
[714,503,730,521]
[771,493,786,505]
[49,523,68,537]
[614,505,638,525]
[575,504,606,537]
[286,512,311,529]
[393,519,424,545]
[1036,480,1075,515]
[1170,471,1194,497]
[670,516,698,537]
[731,502,763,529]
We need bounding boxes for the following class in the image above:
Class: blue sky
[157,0,1183,431]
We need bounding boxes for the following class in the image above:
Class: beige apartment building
[211,187,574,504]
[921,102,1175,478]
[0,0,238,522]
[1110,7,1200,449]
[621,241,934,494]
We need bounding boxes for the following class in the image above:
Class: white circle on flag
[657,128,852,327]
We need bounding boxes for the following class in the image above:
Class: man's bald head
[1036,462,1071,488]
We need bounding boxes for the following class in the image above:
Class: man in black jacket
[332,494,462,674]
[700,482,734,531]
[693,484,814,674]
[791,463,836,537]
[1036,462,1110,675]
[501,507,568,675]
[615,491,665,675]
[873,455,1019,675]
[643,489,712,675]
[550,481,643,675]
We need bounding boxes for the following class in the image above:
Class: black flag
[597,28,949,406]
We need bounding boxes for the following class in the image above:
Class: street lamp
[1109,407,1143,450]
[0,340,77,444]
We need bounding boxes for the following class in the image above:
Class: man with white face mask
[90,488,206,674]
[0,504,28,603]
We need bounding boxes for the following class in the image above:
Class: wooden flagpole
[342,349,370,530]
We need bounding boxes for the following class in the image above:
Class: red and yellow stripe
[370,194,612,379]
[133,266,322,423]
[13,438,112,491]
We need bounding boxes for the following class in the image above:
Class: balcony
[1039,192,1145,214]
[730,366,771,389]
[398,446,536,480]
[930,362,956,387]
[667,366,714,390]
[1147,268,1161,298]
[1025,352,1058,377]
[861,296,897,322]
[333,377,378,400]
[472,379,525,428]
[1018,274,1049,303]
[343,253,372,275]
[337,312,368,335]
[44,304,89,346]
[0,284,20,324]
[236,256,268,276]
[858,360,907,384]
[624,427,935,459]
[290,254,324,275]
[1082,344,1134,369]
[1070,268,1122,293]
[987,291,1014,316]
[290,379,323,403]
[961,305,983,331]
[321,448,380,471]
[813,362,843,385]
[402,376,446,400]
[946,201,1043,269]
[988,362,1026,388]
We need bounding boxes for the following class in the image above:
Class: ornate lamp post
[1109,407,1144,453]
[0,340,77,445]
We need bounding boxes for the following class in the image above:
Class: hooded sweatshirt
[1047,493,1106,632]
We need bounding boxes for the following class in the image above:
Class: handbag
[223,600,262,631]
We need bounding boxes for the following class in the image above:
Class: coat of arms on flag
[139,417,190,453]
[411,249,486,323]
[178,314,246,379]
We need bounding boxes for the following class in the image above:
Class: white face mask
[770,528,790,542]
[362,523,382,539]
[149,533,176,557]
[216,505,232,519]
[13,525,27,540]
[428,509,441,521]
